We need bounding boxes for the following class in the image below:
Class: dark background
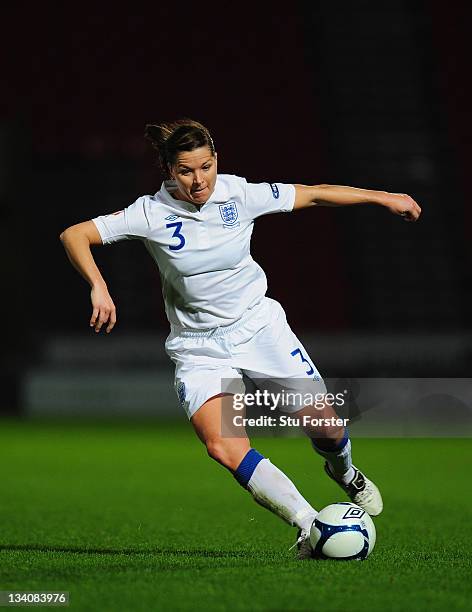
[2,2,471,414]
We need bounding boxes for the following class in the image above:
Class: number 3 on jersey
[291,347,315,376]
[166,222,186,251]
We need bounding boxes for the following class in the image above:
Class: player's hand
[384,193,422,222]
[90,283,117,333]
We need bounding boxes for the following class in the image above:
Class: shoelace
[288,533,307,552]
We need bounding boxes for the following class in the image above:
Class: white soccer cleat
[324,463,383,516]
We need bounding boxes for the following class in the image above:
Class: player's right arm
[60,221,117,334]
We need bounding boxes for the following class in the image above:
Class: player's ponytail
[144,119,215,176]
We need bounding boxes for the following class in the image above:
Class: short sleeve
[243,180,295,220]
[92,196,151,244]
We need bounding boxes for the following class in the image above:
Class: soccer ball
[309,502,376,560]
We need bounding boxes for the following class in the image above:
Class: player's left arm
[293,184,422,221]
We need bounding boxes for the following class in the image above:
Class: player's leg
[295,402,354,484]
[190,393,318,534]
[288,399,383,516]
[236,297,382,516]
[190,393,250,470]
[235,297,354,478]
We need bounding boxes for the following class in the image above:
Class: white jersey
[92,174,295,329]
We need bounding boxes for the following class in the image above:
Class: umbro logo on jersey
[270,183,279,199]
[165,214,180,221]
[219,201,238,225]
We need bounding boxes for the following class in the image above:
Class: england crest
[219,201,239,225]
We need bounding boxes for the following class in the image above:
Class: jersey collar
[158,175,230,211]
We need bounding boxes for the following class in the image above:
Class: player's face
[170,147,217,205]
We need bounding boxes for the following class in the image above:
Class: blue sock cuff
[311,430,349,453]
[233,449,265,488]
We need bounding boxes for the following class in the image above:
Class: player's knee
[205,438,245,470]
[205,438,228,464]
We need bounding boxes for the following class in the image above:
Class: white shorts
[165,297,326,419]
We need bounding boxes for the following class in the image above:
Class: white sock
[246,458,317,531]
[313,439,354,485]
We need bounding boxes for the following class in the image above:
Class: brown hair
[144,119,215,176]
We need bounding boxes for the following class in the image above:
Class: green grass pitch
[1,419,471,611]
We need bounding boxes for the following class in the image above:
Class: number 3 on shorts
[290,347,315,376]
[166,222,186,251]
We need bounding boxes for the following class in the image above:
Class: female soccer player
[60,119,421,558]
